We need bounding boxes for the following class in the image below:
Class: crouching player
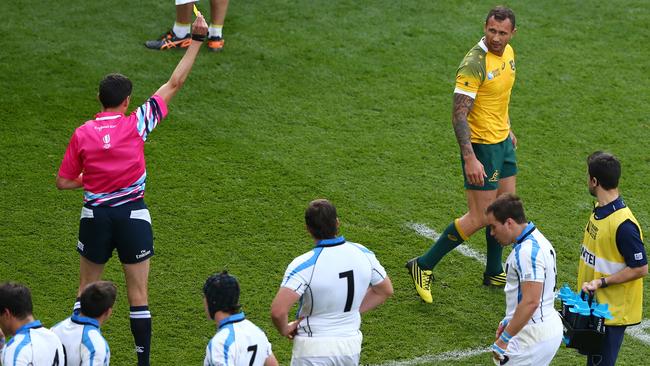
[52,281,117,365]
[203,271,278,366]
[0,282,65,365]
[486,194,562,365]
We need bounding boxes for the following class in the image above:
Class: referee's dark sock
[485,226,504,275]
[130,305,152,366]
[418,219,466,270]
[72,297,81,315]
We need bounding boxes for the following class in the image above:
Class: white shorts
[501,312,563,366]
[291,334,362,366]
[175,0,197,5]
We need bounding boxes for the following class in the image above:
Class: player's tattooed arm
[452,93,475,158]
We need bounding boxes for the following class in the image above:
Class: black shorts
[77,199,154,264]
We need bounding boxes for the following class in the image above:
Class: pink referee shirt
[58,95,168,207]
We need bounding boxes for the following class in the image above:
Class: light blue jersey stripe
[206,339,214,366]
[350,242,374,255]
[283,247,324,285]
[223,324,235,365]
[530,236,541,279]
[13,334,31,366]
[82,326,97,366]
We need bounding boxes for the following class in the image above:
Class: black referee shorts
[77,199,154,264]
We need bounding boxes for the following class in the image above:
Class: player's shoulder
[85,325,106,342]
[287,247,323,268]
[345,241,375,256]
[51,317,72,331]
[459,43,487,69]
[32,326,64,347]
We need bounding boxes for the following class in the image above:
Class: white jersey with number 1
[281,236,388,337]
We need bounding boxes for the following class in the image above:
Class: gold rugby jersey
[454,38,516,144]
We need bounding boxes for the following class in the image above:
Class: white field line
[625,319,650,345]
[372,347,490,366]
[407,222,486,264]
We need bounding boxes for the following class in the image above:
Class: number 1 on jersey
[339,270,354,312]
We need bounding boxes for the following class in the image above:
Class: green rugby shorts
[460,136,517,191]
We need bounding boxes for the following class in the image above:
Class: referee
[56,13,208,366]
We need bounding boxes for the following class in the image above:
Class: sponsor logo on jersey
[581,245,596,267]
[586,220,599,239]
[635,252,644,261]
[94,124,116,132]
[77,240,84,251]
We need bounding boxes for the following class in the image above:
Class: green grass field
[2,0,650,364]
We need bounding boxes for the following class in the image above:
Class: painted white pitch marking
[407,222,486,264]
[626,319,650,345]
[372,347,490,366]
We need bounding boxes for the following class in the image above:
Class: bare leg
[78,256,105,297]
[210,0,229,25]
[123,260,150,306]
[483,175,517,278]
[456,189,499,238]
[497,175,516,196]
[176,3,193,24]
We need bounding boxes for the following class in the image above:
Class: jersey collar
[593,196,625,220]
[72,314,100,329]
[218,312,246,329]
[94,112,124,120]
[478,37,489,52]
[515,222,536,245]
[15,320,42,335]
[315,236,346,247]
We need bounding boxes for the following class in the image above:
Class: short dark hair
[486,6,516,30]
[203,271,241,319]
[486,193,527,224]
[80,281,117,318]
[305,199,338,240]
[0,282,33,320]
[98,73,132,108]
[588,151,620,190]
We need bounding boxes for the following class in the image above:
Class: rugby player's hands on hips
[284,318,303,340]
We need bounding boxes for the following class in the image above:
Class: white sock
[209,25,223,39]
[173,22,191,38]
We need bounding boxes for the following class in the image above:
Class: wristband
[491,342,506,357]
[191,33,206,42]
[600,277,608,288]
[499,330,512,344]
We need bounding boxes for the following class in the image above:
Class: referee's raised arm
[154,12,208,104]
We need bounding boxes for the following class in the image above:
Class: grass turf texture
[1,0,650,364]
